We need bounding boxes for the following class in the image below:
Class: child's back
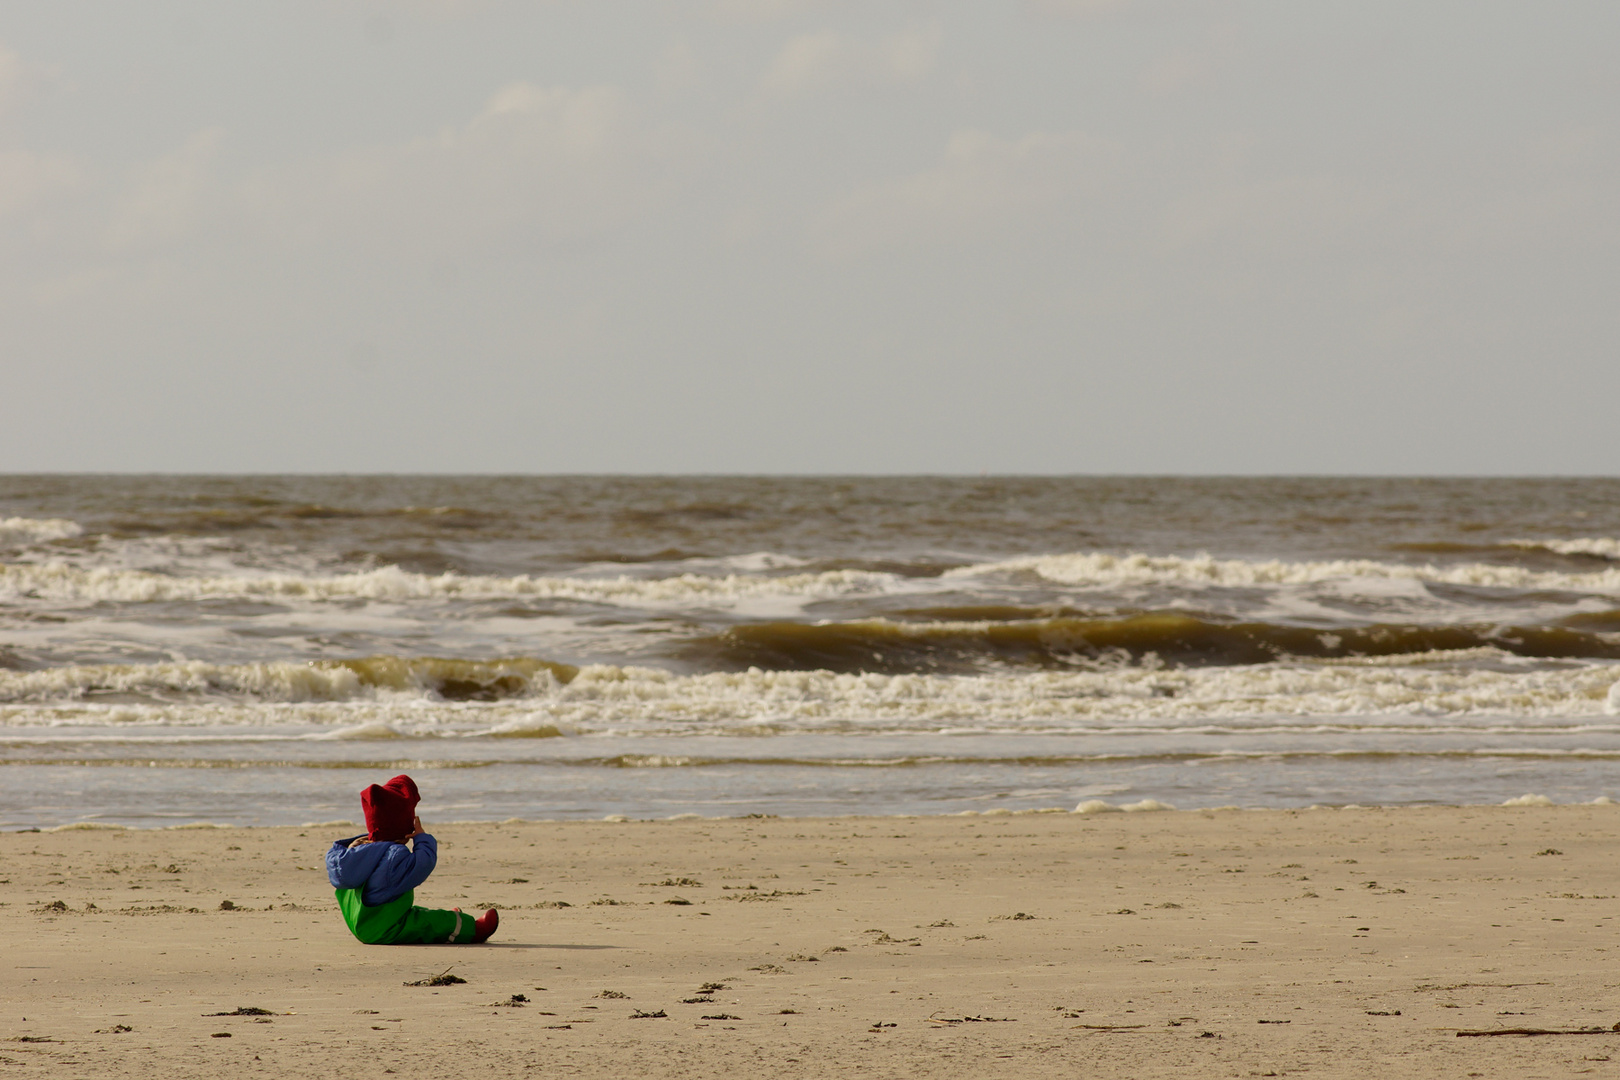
[325,774,496,945]
[326,832,437,906]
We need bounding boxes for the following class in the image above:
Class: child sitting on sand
[326,774,498,945]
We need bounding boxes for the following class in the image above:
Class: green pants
[335,888,476,945]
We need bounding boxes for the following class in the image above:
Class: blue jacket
[326,833,438,907]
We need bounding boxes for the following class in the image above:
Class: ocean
[3,475,1620,828]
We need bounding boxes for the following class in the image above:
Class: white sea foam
[5,655,1617,733]
[0,517,82,547]
[614,754,697,767]
[12,548,1620,612]
[953,551,1620,593]
[165,821,233,829]
[43,534,325,577]
[0,660,373,703]
[45,821,128,831]
[0,562,899,606]
[307,722,405,740]
[528,659,1620,726]
[1509,538,1620,559]
[705,551,813,572]
[481,716,571,738]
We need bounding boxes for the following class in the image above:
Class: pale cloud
[1446,183,1619,253]
[1538,124,1604,165]
[0,148,81,219]
[656,37,704,95]
[1445,126,1620,252]
[1023,0,1213,20]
[1138,48,1202,97]
[811,128,1121,258]
[477,82,632,159]
[1157,173,1403,255]
[707,0,820,20]
[246,83,699,254]
[349,0,508,20]
[718,202,765,247]
[1138,24,1235,98]
[105,128,224,250]
[761,24,940,95]
[1023,0,1137,16]
[0,42,85,252]
[1154,121,1620,258]
[0,44,21,114]
[0,40,60,118]
[0,3,1614,475]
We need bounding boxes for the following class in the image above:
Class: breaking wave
[956,551,1620,592]
[0,517,82,548]
[2,655,1616,724]
[681,614,1620,674]
[0,562,898,605]
[0,656,576,705]
[1509,538,1620,560]
[10,549,1620,614]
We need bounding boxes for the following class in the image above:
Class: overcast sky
[1,1,1615,474]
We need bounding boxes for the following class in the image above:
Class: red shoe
[473,908,499,943]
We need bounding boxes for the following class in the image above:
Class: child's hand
[411,815,425,838]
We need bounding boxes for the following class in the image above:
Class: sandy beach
[6,805,1620,1078]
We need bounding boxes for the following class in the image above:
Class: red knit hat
[361,774,420,841]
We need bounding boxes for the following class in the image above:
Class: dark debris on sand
[205,1007,276,1016]
[405,968,467,987]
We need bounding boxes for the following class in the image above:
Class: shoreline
[9,790,1611,832]
[8,805,1620,1077]
[12,729,1620,827]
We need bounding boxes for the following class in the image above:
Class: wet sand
[5,806,1620,1078]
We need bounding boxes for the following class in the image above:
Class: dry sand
[5,805,1620,1078]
